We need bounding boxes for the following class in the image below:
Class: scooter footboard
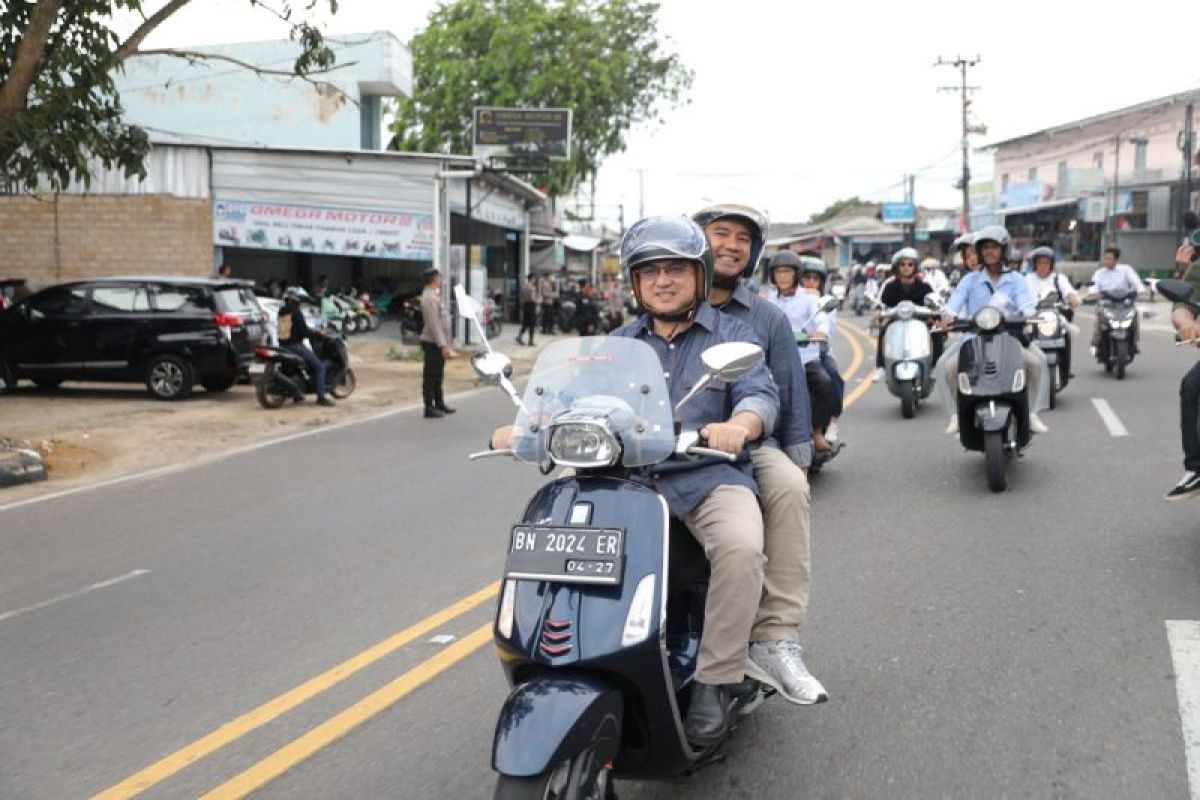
[493,673,623,777]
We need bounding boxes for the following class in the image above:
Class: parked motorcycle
[483,297,503,339]
[875,294,940,419]
[454,287,773,798]
[1029,291,1071,409]
[1094,288,1138,379]
[252,325,355,408]
[949,294,1034,493]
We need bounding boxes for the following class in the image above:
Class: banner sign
[213,199,435,261]
[473,107,572,161]
[881,202,916,224]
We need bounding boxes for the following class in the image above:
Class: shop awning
[1000,197,1080,217]
[562,234,603,252]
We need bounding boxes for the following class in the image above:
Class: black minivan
[0,277,266,400]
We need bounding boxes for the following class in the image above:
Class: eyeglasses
[634,263,692,281]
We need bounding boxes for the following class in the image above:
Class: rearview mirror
[1157,278,1195,305]
[471,350,513,383]
[923,293,942,308]
[818,294,839,313]
[701,341,765,382]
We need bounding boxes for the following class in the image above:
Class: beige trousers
[749,446,812,642]
[683,484,765,684]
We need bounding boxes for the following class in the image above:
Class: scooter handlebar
[685,445,738,461]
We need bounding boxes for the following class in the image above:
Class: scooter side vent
[539,618,573,657]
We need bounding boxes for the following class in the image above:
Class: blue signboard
[881,202,916,224]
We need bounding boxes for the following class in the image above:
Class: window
[1028,167,1038,182]
[27,286,88,316]
[91,286,149,313]
[1093,151,1104,171]
[1057,161,1068,191]
[215,287,260,315]
[1134,140,1148,172]
[149,284,212,313]
[1001,173,1010,192]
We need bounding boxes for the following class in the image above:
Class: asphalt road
[3,306,1200,799]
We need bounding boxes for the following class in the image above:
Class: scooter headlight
[974,306,1003,332]
[547,422,620,468]
[894,301,916,320]
[621,574,657,646]
[1037,311,1059,338]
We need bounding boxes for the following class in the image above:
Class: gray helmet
[619,216,712,315]
[1029,245,1056,268]
[799,256,828,291]
[283,287,311,304]
[891,247,920,267]
[952,232,976,251]
[692,203,769,279]
[973,225,1011,251]
[767,250,803,286]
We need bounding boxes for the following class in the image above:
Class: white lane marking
[0,568,150,624]
[0,385,491,515]
[1168,621,1200,799]
[1091,398,1129,437]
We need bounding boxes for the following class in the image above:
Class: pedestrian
[516,274,539,346]
[419,268,456,419]
[540,274,558,335]
[576,281,600,335]
[217,263,233,279]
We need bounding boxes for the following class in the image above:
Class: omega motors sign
[213,199,435,261]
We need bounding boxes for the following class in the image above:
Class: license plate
[249,362,266,375]
[506,525,625,586]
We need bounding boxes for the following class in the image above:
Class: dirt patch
[0,333,553,503]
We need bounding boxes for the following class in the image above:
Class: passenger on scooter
[800,257,846,443]
[1025,246,1080,380]
[693,203,828,707]
[922,256,951,298]
[872,247,942,380]
[768,253,840,454]
[953,232,980,273]
[491,216,779,747]
[279,287,334,407]
[935,225,1049,435]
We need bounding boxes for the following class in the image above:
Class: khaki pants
[749,447,812,642]
[683,484,765,684]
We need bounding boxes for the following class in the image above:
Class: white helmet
[891,247,920,267]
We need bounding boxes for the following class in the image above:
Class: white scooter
[872,294,941,418]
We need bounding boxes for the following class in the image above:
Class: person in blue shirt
[935,225,1050,435]
[693,204,827,708]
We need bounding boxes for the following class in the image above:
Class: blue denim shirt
[714,282,813,467]
[947,269,1035,318]
[612,303,779,517]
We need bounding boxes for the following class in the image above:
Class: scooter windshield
[511,336,676,468]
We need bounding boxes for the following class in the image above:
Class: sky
[113,0,1200,228]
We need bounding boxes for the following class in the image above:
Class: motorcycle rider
[800,257,845,436]
[1166,241,1200,500]
[491,217,780,746]
[1025,245,1081,380]
[278,287,335,407]
[936,225,1049,435]
[769,252,839,454]
[692,204,827,707]
[922,256,951,298]
[954,232,980,273]
[872,247,942,380]
[1089,246,1145,353]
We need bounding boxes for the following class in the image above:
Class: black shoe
[515,337,525,346]
[684,682,734,748]
[436,404,457,414]
[1166,471,1200,501]
[316,397,335,407]
[424,407,444,419]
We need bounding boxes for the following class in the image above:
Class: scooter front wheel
[1115,340,1128,380]
[899,381,916,419]
[494,747,614,800]
[984,430,1007,493]
[330,368,356,399]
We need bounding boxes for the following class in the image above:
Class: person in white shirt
[1088,246,1144,351]
[922,257,951,297]
[1025,246,1081,380]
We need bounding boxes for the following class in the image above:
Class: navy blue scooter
[456,288,772,799]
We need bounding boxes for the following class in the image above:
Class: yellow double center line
[94,582,499,799]
[97,326,879,800]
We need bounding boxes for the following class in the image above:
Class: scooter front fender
[1043,350,1059,367]
[493,674,623,777]
[974,402,1012,433]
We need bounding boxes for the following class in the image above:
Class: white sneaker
[1030,413,1048,434]
[746,640,828,705]
[826,420,840,444]
[945,414,959,435]
[872,367,886,382]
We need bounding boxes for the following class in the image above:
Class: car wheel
[202,376,236,393]
[145,355,194,400]
[0,361,14,395]
[32,378,63,390]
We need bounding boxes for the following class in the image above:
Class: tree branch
[0,0,64,113]
[128,49,359,106]
[115,0,195,61]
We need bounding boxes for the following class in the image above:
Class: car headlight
[1037,311,1059,338]
[547,422,620,468]
[974,306,1003,332]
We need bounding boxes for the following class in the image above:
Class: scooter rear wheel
[984,430,1007,493]
[255,365,289,409]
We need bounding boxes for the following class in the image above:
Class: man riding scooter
[935,225,1050,435]
[490,217,780,747]
[872,247,942,381]
[279,287,334,407]
[693,203,828,708]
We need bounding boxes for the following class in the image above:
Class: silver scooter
[873,294,941,418]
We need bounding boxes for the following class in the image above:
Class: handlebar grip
[686,445,738,461]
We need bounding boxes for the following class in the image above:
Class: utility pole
[637,169,645,219]
[1182,103,1196,237]
[936,55,982,232]
[904,173,916,246]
